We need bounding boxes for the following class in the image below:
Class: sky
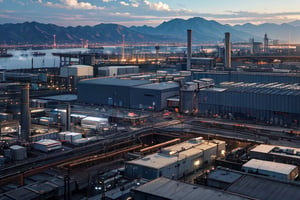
[1,0,300,27]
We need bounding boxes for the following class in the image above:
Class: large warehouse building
[77,77,179,111]
[124,137,225,180]
[206,167,300,200]
[193,71,300,84]
[132,177,251,200]
[198,82,300,127]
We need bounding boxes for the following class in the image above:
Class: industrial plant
[0,28,299,200]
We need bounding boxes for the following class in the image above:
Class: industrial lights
[194,159,200,166]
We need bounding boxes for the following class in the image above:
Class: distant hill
[0,21,171,45]
[288,20,300,27]
[234,23,300,43]
[1,18,300,45]
[131,17,253,42]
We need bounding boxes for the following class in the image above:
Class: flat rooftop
[200,88,227,92]
[65,64,92,68]
[133,81,179,90]
[127,139,224,169]
[227,173,300,200]
[208,167,300,200]
[79,77,150,87]
[133,177,251,200]
[250,144,300,160]
[208,168,242,184]
[242,159,297,175]
[40,94,77,101]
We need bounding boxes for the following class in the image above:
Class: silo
[180,82,198,114]
[21,84,31,142]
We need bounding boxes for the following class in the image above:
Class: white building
[81,116,109,130]
[125,137,225,180]
[242,159,298,180]
[59,131,82,143]
[33,139,62,152]
[60,65,94,78]
[249,144,300,166]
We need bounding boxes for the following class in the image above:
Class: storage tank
[180,82,199,114]
[9,145,27,161]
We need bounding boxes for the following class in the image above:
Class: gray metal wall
[198,89,300,126]
[78,81,179,111]
[78,83,131,107]
[130,87,179,111]
[125,164,158,180]
[193,72,300,84]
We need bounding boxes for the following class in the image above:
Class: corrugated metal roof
[208,168,242,184]
[68,64,92,68]
[242,159,297,175]
[201,88,227,92]
[79,77,150,87]
[133,81,179,90]
[134,177,251,200]
[222,82,300,96]
[227,174,300,200]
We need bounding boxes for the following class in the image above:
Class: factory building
[242,159,298,180]
[130,82,179,111]
[33,139,62,152]
[60,64,93,78]
[249,144,300,166]
[98,65,139,77]
[124,137,225,180]
[206,167,300,200]
[198,82,300,127]
[190,57,215,69]
[58,131,82,143]
[132,177,252,200]
[81,116,109,130]
[193,71,300,84]
[78,78,150,108]
[60,64,94,91]
[77,78,179,111]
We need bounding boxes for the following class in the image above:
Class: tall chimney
[187,29,192,71]
[263,33,269,54]
[21,84,31,142]
[224,32,231,69]
[66,104,71,131]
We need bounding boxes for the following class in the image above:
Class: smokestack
[224,32,231,69]
[155,45,160,64]
[187,29,192,71]
[21,83,31,142]
[66,104,71,131]
[264,33,269,54]
[122,34,125,61]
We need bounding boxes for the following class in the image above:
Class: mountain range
[0,17,300,45]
